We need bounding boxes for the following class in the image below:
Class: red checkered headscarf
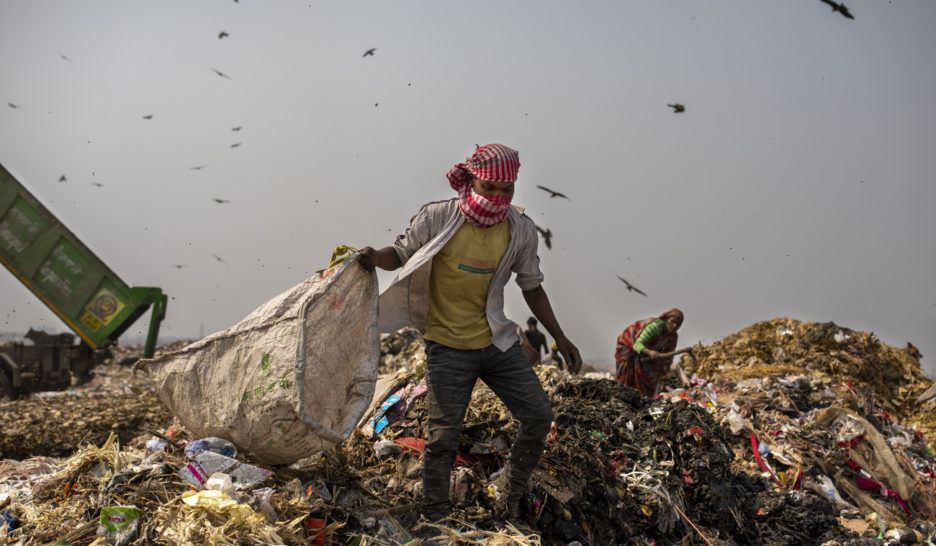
[446,144,520,227]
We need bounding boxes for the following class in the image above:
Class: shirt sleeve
[633,319,666,354]
[391,203,437,265]
[512,216,544,291]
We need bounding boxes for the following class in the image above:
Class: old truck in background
[0,162,167,399]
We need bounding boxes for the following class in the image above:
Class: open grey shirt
[376,198,544,352]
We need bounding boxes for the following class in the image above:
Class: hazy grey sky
[2,1,934,376]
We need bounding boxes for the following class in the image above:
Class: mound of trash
[680,318,931,429]
[2,319,936,545]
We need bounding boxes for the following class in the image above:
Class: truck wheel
[0,371,13,401]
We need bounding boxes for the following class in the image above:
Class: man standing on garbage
[359,143,582,522]
[522,316,549,365]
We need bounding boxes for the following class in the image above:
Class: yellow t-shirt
[423,221,510,349]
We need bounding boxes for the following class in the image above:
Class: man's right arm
[358,246,401,272]
[359,201,443,272]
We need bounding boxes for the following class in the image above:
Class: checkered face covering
[446,144,520,227]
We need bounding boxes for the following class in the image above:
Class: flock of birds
[529,184,648,297]
[4,0,856,279]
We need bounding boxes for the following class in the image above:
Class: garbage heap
[379,327,427,376]
[2,319,936,545]
[680,318,933,437]
[344,367,894,545]
[672,317,936,540]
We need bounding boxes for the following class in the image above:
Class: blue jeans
[421,340,554,516]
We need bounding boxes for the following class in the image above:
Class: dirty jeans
[421,340,554,516]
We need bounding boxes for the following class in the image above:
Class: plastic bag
[96,506,142,546]
[816,475,847,505]
[139,256,379,464]
[181,490,257,522]
[1,509,21,542]
[178,451,273,490]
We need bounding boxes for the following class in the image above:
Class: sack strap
[317,245,359,273]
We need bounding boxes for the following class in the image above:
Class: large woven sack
[139,257,378,464]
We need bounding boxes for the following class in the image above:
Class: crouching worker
[359,143,582,522]
[614,308,684,396]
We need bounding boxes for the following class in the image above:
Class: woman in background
[615,308,684,396]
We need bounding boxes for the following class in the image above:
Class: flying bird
[212,253,228,264]
[58,175,67,182]
[90,182,104,187]
[230,142,242,148]
[213,198,230,204]
[667,103,685,113]
[231,126,242,131]
[819,0,854,19]
[534,224,553,250]
[211,67,232,80]
[190,165,207,170]
[616,276,648,297]
[7,102,20,109]
[535,185,571,201]
[362,47,377,58]
[170,264,188,269]
[142,114,153,119]
[59,52,72,62]
[218,31,229,39]
[374,102,379,107]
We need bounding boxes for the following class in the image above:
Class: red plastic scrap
[688,427,704,435]
[855,476,912,518]
[750,432,782,487]
[837,435,864,449]
[393,437,477,466]
[305,517,326,545]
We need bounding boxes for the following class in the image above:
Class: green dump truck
[0,162,167,398]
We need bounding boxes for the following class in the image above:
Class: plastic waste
[1,508,21,541]
[362,393,402,437]
[757,441,770,457]
[181,489,257,522]
[470,437,508,454]
[96,506,142,546]
[250,487,277,522]
[145,439,167,452]
[305,517,327,546]
[723,409,751,435]
[374,439,403,459]
[205,472,236,498]
[178,451,273,490]
[184,437,237,458]
[816,475,847,505]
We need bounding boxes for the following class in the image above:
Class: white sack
[140,258,378,464]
